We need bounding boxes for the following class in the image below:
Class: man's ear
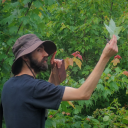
[22,55,29,62]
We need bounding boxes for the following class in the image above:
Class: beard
[27,54,48,74]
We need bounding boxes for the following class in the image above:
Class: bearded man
[1,34,118,128]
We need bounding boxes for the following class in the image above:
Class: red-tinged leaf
[73,57,82,69]
[76,54,83,61]
[72,51,83,61]
[71,52,77,57]
[114,55,122,59]
[66,112,70,115]
[2,0,6,3]
[111,58,120,66]
[123,71,128,77]
[108,74,111,77]
[67,101,75,108]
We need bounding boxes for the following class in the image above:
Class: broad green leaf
[96,84,104,91]
[104,18,122,40]
[109,18,116,30]
[114,26,122,35]
[103,116,109,122]
[122,78,128,83]
[104,23,114,35]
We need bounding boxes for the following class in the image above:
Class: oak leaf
[111,58,120,66]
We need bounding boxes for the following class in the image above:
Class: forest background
[1,0,128,127]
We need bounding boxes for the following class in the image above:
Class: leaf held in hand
[104,18,122,40]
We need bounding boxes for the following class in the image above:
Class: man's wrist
[100,54,110,63]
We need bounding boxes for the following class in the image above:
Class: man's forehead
[38,44,44,48]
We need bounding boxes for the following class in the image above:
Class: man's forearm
[79,55,110,99]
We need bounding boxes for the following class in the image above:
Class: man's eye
[37,49,41,52]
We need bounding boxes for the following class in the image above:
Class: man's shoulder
[3,74,49,88]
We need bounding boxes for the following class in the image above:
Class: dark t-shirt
[1,74,65,128]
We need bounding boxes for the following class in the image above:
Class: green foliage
[46,99,128,128]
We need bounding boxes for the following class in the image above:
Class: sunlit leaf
[67,101,75,108]
[103,116,109,122]
[64,58,73,70]
[73,57,82,69]
[111,58,120,66]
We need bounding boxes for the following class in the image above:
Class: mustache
[42,57,48,62]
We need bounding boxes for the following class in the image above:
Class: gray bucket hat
[12,34,57,74]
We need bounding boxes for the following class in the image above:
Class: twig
[110,1,113,17]
[50,110,60,118]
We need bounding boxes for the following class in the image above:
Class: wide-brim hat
[12,34,57,74]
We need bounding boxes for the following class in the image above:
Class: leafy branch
[0,1,33,68]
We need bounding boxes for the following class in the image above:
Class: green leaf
[23,0,31,5]
[83,123,91,128]
[122,78,128,83]
[97,84,104,91]
[9,26,18,34]
[114,26,122,35]
[115,67,122,73]
[110,82,119,92]
[45,118,53,127]
[104,18,122,40]
[103,116,109,122]
[33,1,42,8]
[104,67,111,74]
[109,18,116,30]
[104,23,114,35]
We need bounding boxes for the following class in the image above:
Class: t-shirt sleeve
[32,80,65,110]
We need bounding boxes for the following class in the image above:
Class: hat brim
[12,40,56,74]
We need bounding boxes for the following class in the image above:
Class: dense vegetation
[1,0,128,127]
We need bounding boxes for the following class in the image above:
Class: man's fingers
[110,35,117,45]
[56,60,62,68]
[51,51,57,64]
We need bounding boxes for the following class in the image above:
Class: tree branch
[110,1,113,17]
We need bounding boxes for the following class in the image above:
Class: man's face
[27,44,49,73]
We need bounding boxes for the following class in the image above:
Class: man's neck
[16,62,36,78]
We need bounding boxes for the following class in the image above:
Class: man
[1,34,118,128]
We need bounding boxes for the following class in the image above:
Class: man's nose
[43,50,48,56]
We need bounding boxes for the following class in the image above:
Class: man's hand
[102,35,118,59]
[50,51,62,68]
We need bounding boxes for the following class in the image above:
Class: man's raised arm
[62,35,118,101]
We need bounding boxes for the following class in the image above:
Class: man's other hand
[50,51,62,68]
